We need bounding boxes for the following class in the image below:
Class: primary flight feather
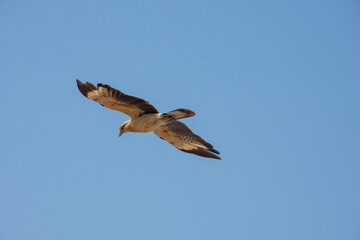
[76,79,221,160]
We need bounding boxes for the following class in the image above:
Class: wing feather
[154,120,221,160]
[76,79,158,118]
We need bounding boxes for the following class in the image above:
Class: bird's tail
[164,108,195,120]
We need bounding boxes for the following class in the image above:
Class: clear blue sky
[1,0,359,239]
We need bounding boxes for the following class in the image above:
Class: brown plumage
[76,79,221,160]
[153,121,220,159]
[76,80,158,118]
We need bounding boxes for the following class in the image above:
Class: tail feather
[165,108,195,120]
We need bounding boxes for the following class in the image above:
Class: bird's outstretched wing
[154,120,221,160]
[76,80,158,118]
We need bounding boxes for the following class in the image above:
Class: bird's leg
[161,113,176,122]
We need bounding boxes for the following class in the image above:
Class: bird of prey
[76,79,221,160]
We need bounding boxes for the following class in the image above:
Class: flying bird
[76,79,221,160]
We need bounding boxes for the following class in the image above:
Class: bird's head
[118,120,130,137]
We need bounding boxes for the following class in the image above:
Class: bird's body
[76,80,221,160]
[123,113,165,133]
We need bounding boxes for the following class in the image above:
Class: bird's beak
[118,130,123,137]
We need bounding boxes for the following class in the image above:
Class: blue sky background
[1,0,359,239]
